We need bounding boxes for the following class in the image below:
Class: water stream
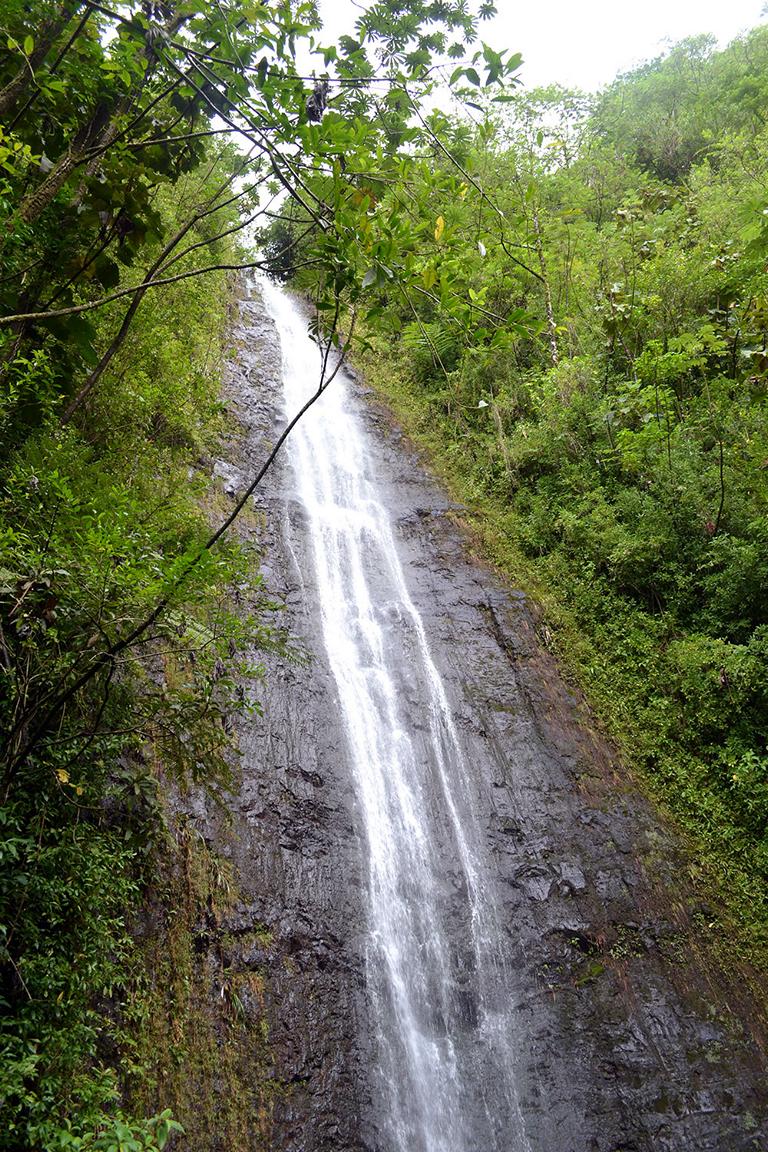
[261,280,531,1152]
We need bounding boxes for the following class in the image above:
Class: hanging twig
[3,292,354,774]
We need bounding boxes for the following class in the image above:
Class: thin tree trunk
[60,158,251,422]
[59,216,201,423]
[491,400,512,480]
[16,10,192,227]
[532,205,559,368]
[0,2,83,120]
[18,103,112,224]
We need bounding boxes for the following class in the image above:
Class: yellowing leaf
[434,215,445,242]
[458,182,468,200]
[422,265,438,290]
[56,768,70,784]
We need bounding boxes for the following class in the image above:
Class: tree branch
[3,293,352,774]
[60,150,258,421]
[2,260,265,326]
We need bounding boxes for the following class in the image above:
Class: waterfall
[260,280,531,1152]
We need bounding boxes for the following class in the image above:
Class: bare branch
[165,51,330,228]
[2,261,261,326]
[105,127,240,153]
[60,150,258,421]
[3,296,352,773]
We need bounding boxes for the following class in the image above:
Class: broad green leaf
[95,258,120,290]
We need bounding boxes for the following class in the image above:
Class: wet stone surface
[188,285,768,1152]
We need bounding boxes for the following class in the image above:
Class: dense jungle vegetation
[0,0,514,1146]
[272,25,768,976]
[3,0,768,1143]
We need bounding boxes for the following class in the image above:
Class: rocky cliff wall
[146,285,768,1152]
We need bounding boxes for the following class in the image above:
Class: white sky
[318,0,767,92]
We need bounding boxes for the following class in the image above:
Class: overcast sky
[318,0,767,92]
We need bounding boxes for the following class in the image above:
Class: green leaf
[338,36,361,56]
[24,35,34,55]
[53,314,100,365]
[95,258,120,290]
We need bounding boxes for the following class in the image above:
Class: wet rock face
[188,291,371,1152]
[351,408,768,1152]
[195,286,768,1152]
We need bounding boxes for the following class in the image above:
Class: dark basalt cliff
[166,286,768,1152]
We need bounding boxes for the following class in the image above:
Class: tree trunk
[15,8,189,227]
[61,210,210,422]
[0,2,83,120]
[532,205,559,368]
[18,150,82,224]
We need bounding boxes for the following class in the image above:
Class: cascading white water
[261,279,531,1152]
